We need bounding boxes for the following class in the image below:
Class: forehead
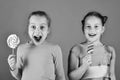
[29,15,47,24]
[85,16,102,24]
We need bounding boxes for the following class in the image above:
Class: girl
[8,11,66,80]
[68,11,116,80]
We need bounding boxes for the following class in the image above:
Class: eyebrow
[29,22,36,25]
[85,23,101,26]
[30,23,47,25]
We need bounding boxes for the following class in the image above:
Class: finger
[83,57,88,63]
[86,54,91,58]
[8,58,15,64]
[84,58,89,63]
[87,54,91,56]
[88,61,92,65]
[87,57,92,62]
[10,59,15,64]
[84,54,91,60]
[86,55,92,62]
[9,57,15,61]
[10,62,15,65]
[86,58,90,63]
[8,58,15,65]
[9,61,15,67]
[8,61,15,66]
[8,55,15,60]
[9,62,14,66]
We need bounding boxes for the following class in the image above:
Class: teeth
[89,34,96,36]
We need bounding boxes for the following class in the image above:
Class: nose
[34,28,41,36]
[90,27,95,33]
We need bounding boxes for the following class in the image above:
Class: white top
[84,65,108,79]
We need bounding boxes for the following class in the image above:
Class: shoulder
[105,45,116,58]
[16,43,29,55]
[17,42,29,50]
[108,46,115,52]
[53,44,62,53]
[105,45,115,53]
[70,43,83,57]
[108,46,116,57]
[46,42,61,50]
[46,42,62,54]
[49,43,63,59]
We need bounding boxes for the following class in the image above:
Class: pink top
[10,42,65,80]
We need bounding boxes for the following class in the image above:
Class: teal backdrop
[0,0,120,80]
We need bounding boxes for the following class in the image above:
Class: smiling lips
[88,33,97,37]
[33,36,42,42]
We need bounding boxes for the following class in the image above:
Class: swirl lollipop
[7,34,20,54]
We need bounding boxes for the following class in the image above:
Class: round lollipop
[7,34,20,54]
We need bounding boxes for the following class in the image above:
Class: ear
[101,26,105,34]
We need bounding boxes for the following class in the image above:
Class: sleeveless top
[77,43,112,79]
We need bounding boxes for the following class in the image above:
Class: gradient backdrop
[0,0,120,80]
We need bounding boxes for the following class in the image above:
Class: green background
[0,0,120,80]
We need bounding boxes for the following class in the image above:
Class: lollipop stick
[12,48,15,55]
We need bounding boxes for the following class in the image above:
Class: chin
[87,38,97,43]
[33,41,41,46]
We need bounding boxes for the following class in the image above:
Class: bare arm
[9,45,23,80]
[109,46,116,80]
[10,68,22,80]
[68,45,91,80]
[54,45,66,80]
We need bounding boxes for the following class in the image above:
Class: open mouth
[88,34,97,37]
[33,36,42,42]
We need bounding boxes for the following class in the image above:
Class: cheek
[28,29,34,36]
[84,31,89,38]
[96,29,102,34]
[84,29,89,35]
[96,26,104,32]
[43,31,49,39]
[43,31,48,36]
[43,29,49,34]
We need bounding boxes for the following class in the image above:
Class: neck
[30,40,48,46]
[87,39,102,46]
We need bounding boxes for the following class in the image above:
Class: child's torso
[21,43,56,80]
[79,43,111,66]
[78,43,111,80]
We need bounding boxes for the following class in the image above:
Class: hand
[82,54,92,67]
[8,54,16,70]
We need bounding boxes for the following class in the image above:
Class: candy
[7,34,20,49]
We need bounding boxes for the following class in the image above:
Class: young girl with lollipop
[68,11,116,80]
[7,11,65,80]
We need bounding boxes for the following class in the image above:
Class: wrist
[82,63,89,69]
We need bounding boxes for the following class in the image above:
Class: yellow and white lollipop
[7,34,20,54]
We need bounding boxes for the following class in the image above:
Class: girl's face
[28,15,49,45]
[84,16,105,43]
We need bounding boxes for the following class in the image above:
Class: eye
[86,26,91,29]
[31,25,36,29]
[95,26,99,28]
[40,26,45,30]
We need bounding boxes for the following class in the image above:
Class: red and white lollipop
[7,34,20,54]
